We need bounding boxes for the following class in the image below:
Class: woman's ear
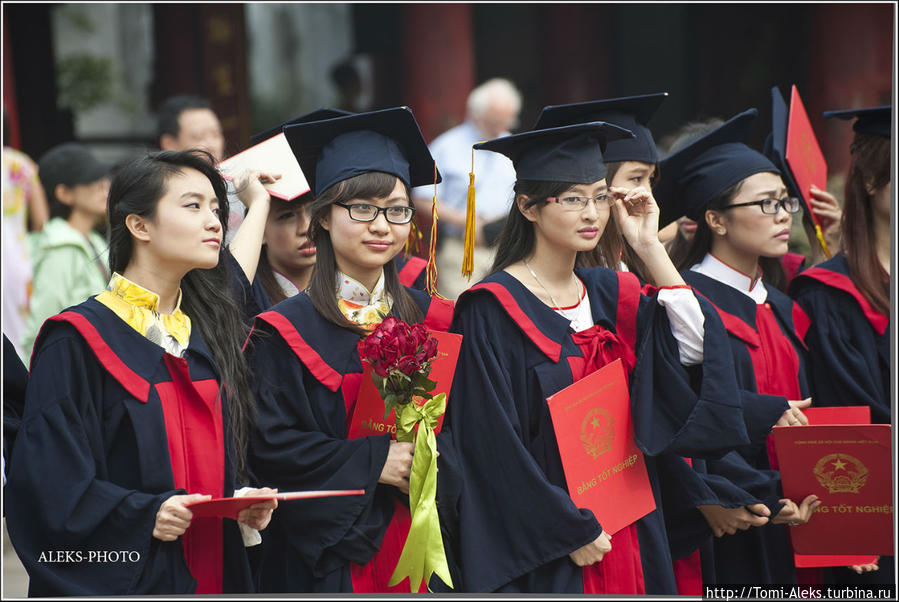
[318,211,330,232]
[705,209,727,237]
[54,184,75,207]
[125,214,152,242]
[516,194,538,223]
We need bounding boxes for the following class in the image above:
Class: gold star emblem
[591,417,600,429]
[832,458,848,471]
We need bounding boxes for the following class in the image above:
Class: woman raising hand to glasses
[242,108,457,593]
[442,122,749,594]
[655,109,821,586]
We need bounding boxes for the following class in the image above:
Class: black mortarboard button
[655,108,780,228]
[473,122,634,184]
[533,92,667,164]
[249,108,352,146]
[823,106,892,138]
[283,106,440,197]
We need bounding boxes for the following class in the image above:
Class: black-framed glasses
[545,194,612,211]
[724,197,801,215]
[334,202,416,224]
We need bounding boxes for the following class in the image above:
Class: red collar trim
[690,289,761,348]
[709,252,763,292]
[615,271,641,350]
[253,311,343,392]
[551,278,587,311]
[797,267,889,335]
[44,312,151,402]
[469,282,562,362]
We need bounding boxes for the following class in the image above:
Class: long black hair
[677,178,787,291]
[307,171,423,336]
[107,150,254,482]
[842,132,890,316]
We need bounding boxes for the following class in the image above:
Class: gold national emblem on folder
[580,407,614,459]
[813,453,869,494]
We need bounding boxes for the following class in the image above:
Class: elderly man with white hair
[413,78,521,299]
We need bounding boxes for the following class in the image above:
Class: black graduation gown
[444,267,749,594]
[789,253,890,425]
[3,333,28,481]
[681,269,812,585]
[790,254,894,586]
[246,287,458,593]
[4,298,254,596]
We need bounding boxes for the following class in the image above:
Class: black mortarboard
[473,122,634,184]
[655,108,780,227]
[283,106,440,197]
[249,108,352,145]
[823,105,892,138]
[532,92,667,164]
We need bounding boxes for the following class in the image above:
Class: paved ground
[3,518,28,598]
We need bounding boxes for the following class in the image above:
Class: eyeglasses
[334,202,416,224]
[545,194,611,212]
[724,197,801,215]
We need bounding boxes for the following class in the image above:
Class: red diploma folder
[186,489,365,520]
[546,358,655,535]
[346,330,462,440]
[772,423,893,556]
[785,85,828,224]
[791,406,877,567]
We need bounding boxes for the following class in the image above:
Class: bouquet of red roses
[359,317,452,591]
[359,317,440,442]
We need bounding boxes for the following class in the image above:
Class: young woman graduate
[443,120,757,594]
[226,109,429,324]
[533,92,667,277]
[244,107,458,593]
[654,109,822,585]
[5,150,277,596]
[525,95,788,595]
[789,106,892,585]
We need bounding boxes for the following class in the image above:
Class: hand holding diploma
[775,397,811,427]
[771,494,821,526]
[698,503,771,537]
[809,185,842,254]
[236,487,278,531]
[153,493,211,541]
[569,532,613,566]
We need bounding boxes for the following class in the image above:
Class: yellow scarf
[96,272,191,356]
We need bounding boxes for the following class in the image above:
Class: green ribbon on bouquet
[388,392,453,592]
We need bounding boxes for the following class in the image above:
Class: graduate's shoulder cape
[251,288,454,392]
[683,269,810,350]
[30,297,219,402]
[394,255,428,290]
[456,266,640,363]
[790,253,888,336]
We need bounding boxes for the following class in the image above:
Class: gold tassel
[461,146,477,280]
[425,163,446,299]
[404,219,422,258]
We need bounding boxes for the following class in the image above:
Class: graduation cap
[249,108,352,146]
[655,108,780,228]
[463,122,633,278]
[533,92,668,164]
[764,86,832,258]
[283,106,440,198]
[473,121,634,183]
[823,105,892,138]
